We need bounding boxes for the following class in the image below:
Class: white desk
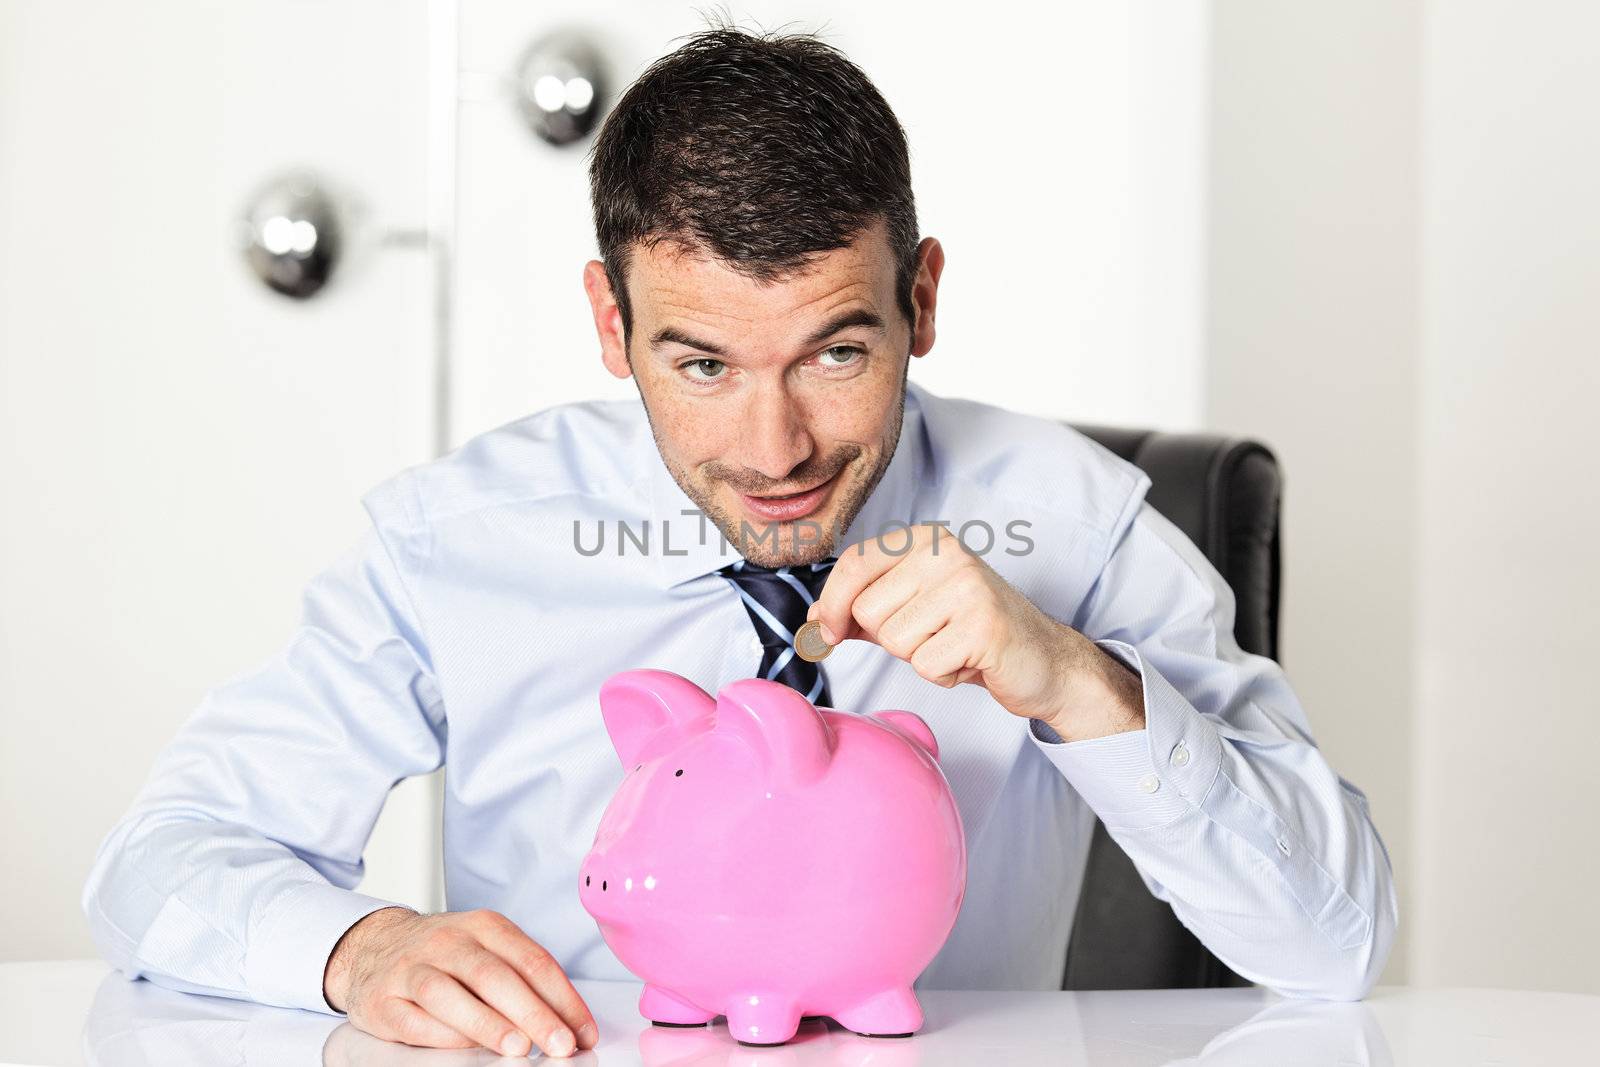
[1,961,1594,1066]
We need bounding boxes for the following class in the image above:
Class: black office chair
[1058,423,1283,990]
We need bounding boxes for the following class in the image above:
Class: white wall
[1205,0,1422,985]
[1412,0,1600,994]
[0,0,442,961]
[1207,0,1600,994]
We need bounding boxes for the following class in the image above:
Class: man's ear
[908,236,944,360]
[583,259,633,379]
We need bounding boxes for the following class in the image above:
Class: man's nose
[740,382,813,482]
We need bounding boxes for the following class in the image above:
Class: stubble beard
[644,381,908,568]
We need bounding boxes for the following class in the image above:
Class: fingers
[869,578,951,660]
[409,965,536,1058]
[909,623,978,688]
[451,943,579,1057]
[473,911,600,1052]
[373,997,476,1049]
[809,533,911,643]
[343,909,598,1057]
[813,524,955,644]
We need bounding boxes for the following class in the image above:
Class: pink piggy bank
[579,669,967,1046]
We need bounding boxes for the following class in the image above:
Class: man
[83,26,1397,1059]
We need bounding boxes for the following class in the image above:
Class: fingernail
[547,1028,576,1056]
[819,623,837,645]
[577,1022,598,1047]
[501,1032,531,1057]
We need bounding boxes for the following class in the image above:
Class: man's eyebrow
[649,326,727,356]
[648,308,886,357]
[803,308,885,345]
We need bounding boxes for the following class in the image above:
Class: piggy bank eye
[675,769,684,777]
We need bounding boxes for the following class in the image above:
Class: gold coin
[794,619,834,663]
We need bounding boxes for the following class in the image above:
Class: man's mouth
[738,470,840,522]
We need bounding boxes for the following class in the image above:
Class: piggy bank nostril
[585,875,590,886]
[602,880,607,891]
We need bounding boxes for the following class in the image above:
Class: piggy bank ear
[714,678,836,791]
[870,710,940,762]
[598,670,716,769]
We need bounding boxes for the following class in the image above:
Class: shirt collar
[638,380,932,591]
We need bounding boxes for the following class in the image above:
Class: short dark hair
[587,25,920,347]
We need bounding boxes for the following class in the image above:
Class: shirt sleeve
[1025,496,1398,1000]
[80,493,445,1015]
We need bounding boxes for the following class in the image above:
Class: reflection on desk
[2,961,1595,1066]
[80,972,1380,1066]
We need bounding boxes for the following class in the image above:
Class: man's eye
[681,358,727,381]
[818,346,864,368]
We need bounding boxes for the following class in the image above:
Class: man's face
[584,219,942,567]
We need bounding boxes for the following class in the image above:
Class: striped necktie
[717,557,838,707]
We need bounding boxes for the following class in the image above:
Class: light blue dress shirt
[82,380,1397,1015]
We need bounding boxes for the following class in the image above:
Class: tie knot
[717,556,836,600]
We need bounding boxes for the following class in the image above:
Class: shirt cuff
[245,880,409,1015]
[1027,638,1223,830]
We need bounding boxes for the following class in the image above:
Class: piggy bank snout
[579,847,654,926]
[579,858,621,922]
[579,852,618,896]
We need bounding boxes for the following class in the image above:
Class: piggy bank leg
[724,993,804,1046]
[831,987,922,1038]
[640,984,717,1027]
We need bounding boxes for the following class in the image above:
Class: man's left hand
[808,523,1145,743]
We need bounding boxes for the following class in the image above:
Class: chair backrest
[1059,423,1284,990]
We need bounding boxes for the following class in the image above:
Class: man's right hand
[322,906,599,1058]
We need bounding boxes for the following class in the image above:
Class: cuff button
[1170,743,1190,767]
[1138,774,1161,794]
